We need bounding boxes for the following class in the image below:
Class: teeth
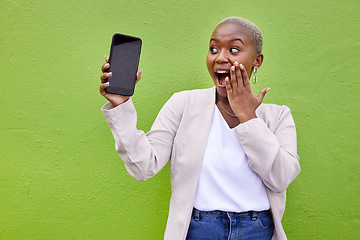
[216,71,229,74]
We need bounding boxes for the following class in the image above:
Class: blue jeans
[186,208,274,240]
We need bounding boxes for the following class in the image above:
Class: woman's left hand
[225,62,270,123]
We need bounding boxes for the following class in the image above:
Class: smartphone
[105,33,142,96]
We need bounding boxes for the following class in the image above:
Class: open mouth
[215,71,230,87]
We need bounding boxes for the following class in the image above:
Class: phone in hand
[105,33,142,96]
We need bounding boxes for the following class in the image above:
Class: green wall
[1,0,359,239]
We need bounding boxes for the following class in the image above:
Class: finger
[101,62,110,72]
[105,56,109,63]
[135,68,143,84]
[234,62,242,89]
[239,64,251,90]
[100,72,112,83]
[229,65,236,89]
[225,76,232,95]
[256,88,270,104]
[99,82,110,95]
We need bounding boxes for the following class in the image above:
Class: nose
[215,50,229,63]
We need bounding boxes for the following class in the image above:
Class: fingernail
[266,88,271,92]
[240,64,244,68]
[234,61,238,65]
[231,66,235,71]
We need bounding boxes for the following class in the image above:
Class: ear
[253,54,264,68]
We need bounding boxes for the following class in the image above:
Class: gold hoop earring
[252,67,258,84]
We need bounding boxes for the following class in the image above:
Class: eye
[230,48,240,53]
[210,46,219,54]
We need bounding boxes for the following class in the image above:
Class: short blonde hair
[218,17,263,54]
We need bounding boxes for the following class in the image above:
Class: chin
[215,85,228,98]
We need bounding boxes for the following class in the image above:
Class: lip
[217,80,226,88]
[215,67,230,73]
[214,68,230,88]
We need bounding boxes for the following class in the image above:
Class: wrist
[237,113,257,123]
[110,96,130,108]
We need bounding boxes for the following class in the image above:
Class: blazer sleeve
[101,94,184,181]
[235,105,301,193]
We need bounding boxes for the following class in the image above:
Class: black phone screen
[105,33,142,96]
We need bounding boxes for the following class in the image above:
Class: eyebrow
[230,38,245,45]
[210,38,245,45]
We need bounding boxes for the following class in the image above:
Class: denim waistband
[192,208,271,220]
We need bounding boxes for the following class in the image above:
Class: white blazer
[102,87,301,240]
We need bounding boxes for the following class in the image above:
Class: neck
[216,92,238,118]
[216,93,229,105]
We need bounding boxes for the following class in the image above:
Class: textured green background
[1,0,359,239]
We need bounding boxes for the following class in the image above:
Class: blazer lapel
[192,87,216,169]
[179,87,216,192]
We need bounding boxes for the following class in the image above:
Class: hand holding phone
[100,34,142,107]
[100,56,142,107]
[105,33,142,96]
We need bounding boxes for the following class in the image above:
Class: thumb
[256,88,270,103]
[135,68,143,84]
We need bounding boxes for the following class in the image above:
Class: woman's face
[207,23,262,98]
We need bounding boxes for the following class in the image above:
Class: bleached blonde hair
[218,17,263,54]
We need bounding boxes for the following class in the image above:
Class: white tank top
[193,107,270,212]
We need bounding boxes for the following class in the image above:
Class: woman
[100,17,300,240]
